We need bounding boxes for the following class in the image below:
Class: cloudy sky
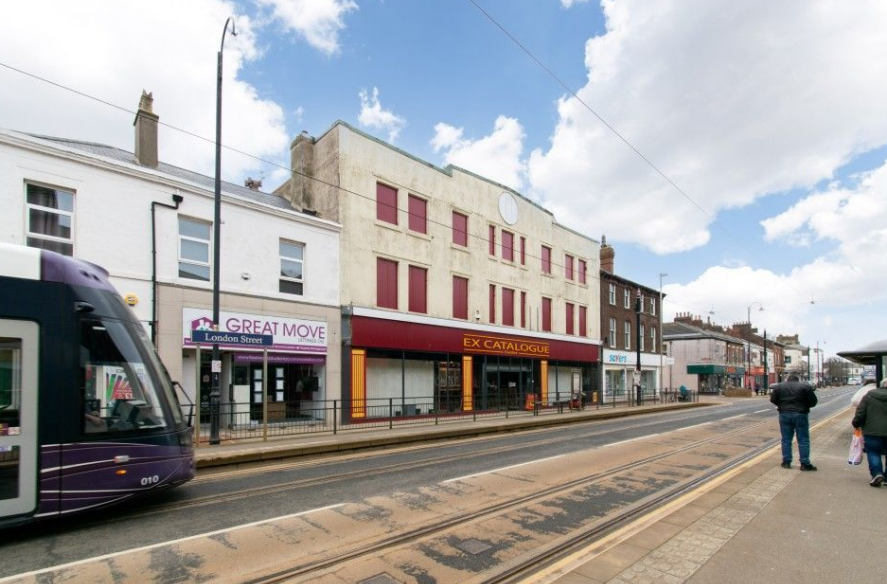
[2,0,886,360]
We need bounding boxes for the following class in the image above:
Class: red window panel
[452,212,468,246]
[565,254,574,280]
[541,245,551,274]
[408,265,427,313]
[579,260,587,284]
[376,258,398,309]
[376,182,398,225]
[542,297,552,332]
[489,284,496,323]
[408,194,427,234]
[453,276,469,319]
[520,236,526,265]
[565,302,574,335]
[502,288,515,326]
[520,291,526,328]
[489,225,496,256]
[502,231,514,262]
[579,306,587,337]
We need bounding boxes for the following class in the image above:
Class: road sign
[190,330,273,347]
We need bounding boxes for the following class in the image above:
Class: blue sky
[2,0,887,360]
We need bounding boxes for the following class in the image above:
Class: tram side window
[80,319,168,434]
[1,338,23,501]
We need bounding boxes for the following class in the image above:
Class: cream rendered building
[276,122,601,420]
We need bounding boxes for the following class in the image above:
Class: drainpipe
[151,193,184,344]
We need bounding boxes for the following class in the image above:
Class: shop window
[579,260,587,284]
[579,306,587,337]
[25,182,75,256]
[376,182,398,225]
[502,288,515,326]
[279,239,304,295]
[565,254,574,280]
[565,302,574,335]
[489,225,496,256]
[541,245,551,274]
[502,230,514,262]
[452,211,468,246]
[408,265,427,314]
[408,194,427,234]
[542,297,552,332]
[489,284,496,323]
[453,276,468,319]
[178,216,211,281]
[376,258,398,309]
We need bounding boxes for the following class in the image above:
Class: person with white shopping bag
[852,378,887,487]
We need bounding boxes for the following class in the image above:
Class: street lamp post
[659,273,667,400]
[746,302,764,391]
[209,17,237,446]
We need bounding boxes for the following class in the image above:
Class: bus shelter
[838,339,887,386]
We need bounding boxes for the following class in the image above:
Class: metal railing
[190,388,692,444]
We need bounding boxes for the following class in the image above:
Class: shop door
[0,320,39,519]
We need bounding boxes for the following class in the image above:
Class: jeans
[779,412,811,465]
[863,435,887,478]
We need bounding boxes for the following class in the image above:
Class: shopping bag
[848,428,864,465]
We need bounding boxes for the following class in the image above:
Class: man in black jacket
[770,375,818,470]
[852,378,887,487]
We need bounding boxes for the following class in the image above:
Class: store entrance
[472,356,538,410]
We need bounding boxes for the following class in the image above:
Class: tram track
[237,418,775,584]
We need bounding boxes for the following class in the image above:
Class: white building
[275,121,602,418]
[663,319,746,393]
[0,94,342,424]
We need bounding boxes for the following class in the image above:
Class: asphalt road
[0,386,856,580]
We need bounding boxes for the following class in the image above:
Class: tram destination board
[190,330,273,346]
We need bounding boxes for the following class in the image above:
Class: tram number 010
[140,475,161,486]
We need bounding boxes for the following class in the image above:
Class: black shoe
[800,463,817,471]
[870,474,884,487]
[780,462,792,469]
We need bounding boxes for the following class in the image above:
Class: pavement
[192,397,882,584]
[547,407,883,584]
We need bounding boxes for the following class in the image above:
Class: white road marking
[753,409,771,414]
[673,423,710,432]
[442,454,566,484]
[603,434,661,448]
[0,503,346,583]
[722,414,747,421]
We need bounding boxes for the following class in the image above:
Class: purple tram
[0,243,194,527]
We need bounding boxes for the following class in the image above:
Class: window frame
[624,321,631,350]
[25,181,75,256]
[453,275,469,320]
[541,245,552,274]
[407,194,427,234]
[520,291,527,328]
[489,284,496,323]
[376,182,398,225]
[651,326,657,354]
[408,265,427,314]
[376,257,398,309]
[608,283,616,305]
[452,211,468,247]
[502,287,515,326]
[579,260,587,284]
[608,317,616,347]
[177,216,212,282]
[651,297,657,316]
[640,324,646,352]
[279,239,305,295]
[565,302,574,335]
[565,254,574,281]
[542,297,552,332]
[501,230,515,262]
[623,288,630,309]
[520,236,526,265]
[579,306,587,338]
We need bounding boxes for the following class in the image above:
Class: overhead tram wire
[0,60,615,287]
[463,0,819,306]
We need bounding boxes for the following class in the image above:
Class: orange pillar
[540,360,549,405]
[351,349,366,419]
[462,356,473,411]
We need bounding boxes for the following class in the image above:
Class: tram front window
[80,318,169,433]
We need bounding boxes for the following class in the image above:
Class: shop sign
[182,308,326,353]
[604,350,662,367]
[462,333,549,358]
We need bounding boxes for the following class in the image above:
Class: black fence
[192,388,698,443]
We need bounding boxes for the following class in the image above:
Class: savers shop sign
[182,308,326,353]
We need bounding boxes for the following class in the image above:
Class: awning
[687,364,746,375]
[838,339,887,365]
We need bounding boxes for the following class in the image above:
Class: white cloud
[431,116,526,191]
[528,0,887,253]
[357,87,406,142]
[0,0,290,184]
[560,0,589,7]
[666,159,887,349]
[293,106,305,123]
[257,0,358,56]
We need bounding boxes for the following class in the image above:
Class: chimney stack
[133,91,159,168]
[600,235,615,274]
[244,177,262,191]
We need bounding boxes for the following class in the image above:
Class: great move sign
[462,333,549,358]
[183,308,326,353]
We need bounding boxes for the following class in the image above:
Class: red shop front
[345,312,600,420]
